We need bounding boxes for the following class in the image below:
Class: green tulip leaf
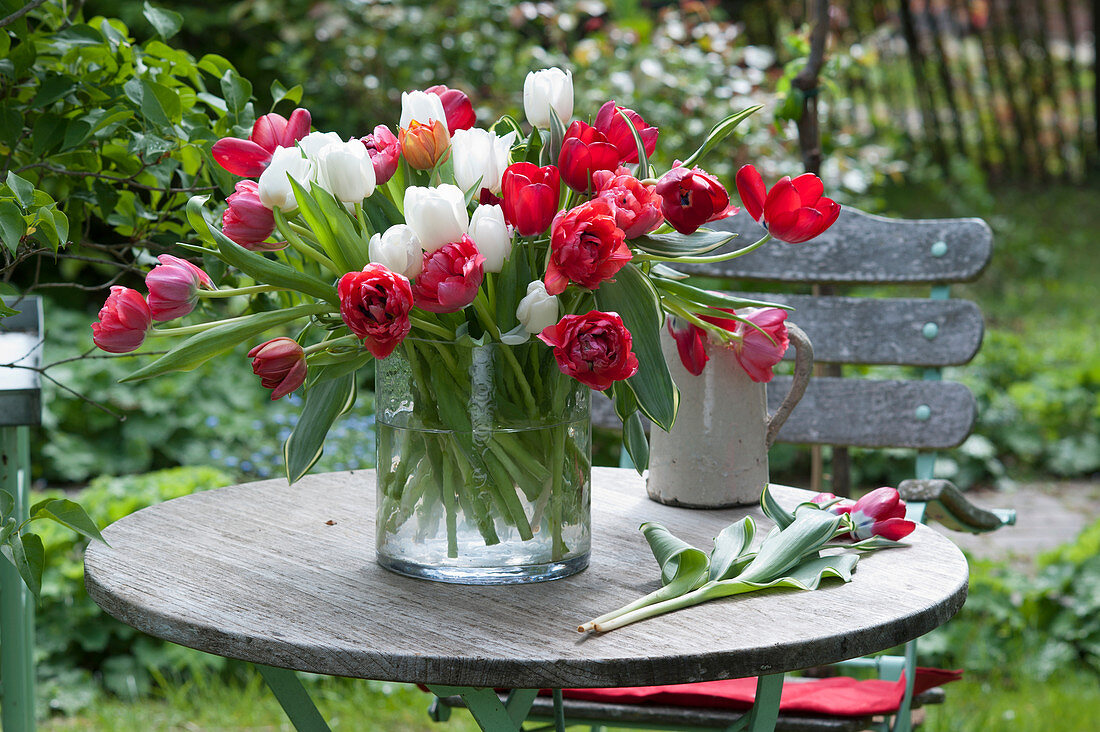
[632,229,738,257]
[622,411,649,473]
[679,105,762,169]
[641,522,710,590]
[547,108,567,167]
[736,508,842,584]
[709,516,757,581]
[616,106,651,179]
[284,370,357,484]
[289,176,350,272]
[652,277,792,313]
[702,552,859,599]
[760,484,796,529]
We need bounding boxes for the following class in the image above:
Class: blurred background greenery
[1,0,1097,729]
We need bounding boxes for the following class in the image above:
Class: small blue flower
[205,416,220,428]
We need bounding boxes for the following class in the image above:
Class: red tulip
[145,254,213,322]
[538,310,639,391]
[654,166,738,234]
[91,286,151,353]
[337,264,415,359]
[361,125,400,185]
[426,84,476,132]
[399,119,450,170]
[544,199,630,295]
[411,235,485,314]
[248,337,307,400]
[593,101,658,164]
[735,164,840,243]
[832,487,916,541]
[666,316,709,376]
[592,168,663,238]
[212,108,311,177]
[557,120,620,193]
[501,162,560,237]
[222,180,278,250]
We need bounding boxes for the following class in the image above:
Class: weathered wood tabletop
[84,467,968,690]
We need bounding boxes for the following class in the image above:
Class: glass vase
[374,338,591,584]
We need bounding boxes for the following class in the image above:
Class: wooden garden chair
[430,206,1016,731]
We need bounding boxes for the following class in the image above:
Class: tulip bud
[258,147,313,212]
[91,286,151,354]
[467,204,512,273]
[222,180,278,250]
[368,224,424,279]
[361,125,400,185]
[400,90,448,131]
[145,254,213,322]
[426,84,476,131]
[516,280,559,334]
[248,338,307,400]
[451,128,517,196]
[315,139,377,202]
[403,185,469,254]
[400,120,450,170]
[523,68,573,129]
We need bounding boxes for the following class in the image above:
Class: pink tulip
[248,337,307,400]
[831,487,916,541]
[361,125,400,185]
[145,255,214,322]
[222,180,278,250]
[411,235,485,314]
[212,108,312,177]
[91,286,152,353]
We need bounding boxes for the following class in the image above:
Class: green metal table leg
[743,673,784,732]
[1,425,36,732]
[427,684,539,731]
[255,663,331,732]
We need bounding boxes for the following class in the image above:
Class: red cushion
[560,667,962,717]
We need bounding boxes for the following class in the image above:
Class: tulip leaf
[121,303,332,382]
[641,522,710,591]
[760,484,796,529]
[652,277,792,313]
[594,263,678,432]
[825,536,908,551]
[702,552,859,599]
[284,370,357,484]
[736,508,842,584]
[633,229,739,257]
[304,350,372,388]
[289,177,352,272]
[708,516,757,581]
[30,498,107,545]
[309,182,370,271]
[650,263,690,281]
[547,108,567,167]
[679,105,762,169]
[368,189,404,228]
[186,196,339,305]
[526,127,544,165]
[616,107,650,179]
[621,411,649,473]
[491,115,523,142]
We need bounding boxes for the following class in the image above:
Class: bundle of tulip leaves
[578,487,907,633]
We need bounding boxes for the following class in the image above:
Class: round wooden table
[85,467,968,689]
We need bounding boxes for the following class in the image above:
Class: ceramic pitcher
[647,324,814,508]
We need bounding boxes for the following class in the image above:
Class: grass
[922,670,1100,731]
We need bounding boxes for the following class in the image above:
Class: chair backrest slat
[687,209,992,284]
[734,293,984,366]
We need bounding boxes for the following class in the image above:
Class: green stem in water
[471,297,538,414]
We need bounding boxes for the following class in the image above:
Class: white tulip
[451,128,517,195]
[467,204,512,273]
[258,146,314,212]
[368,224,423,279]
[297,131,344,161]
[516,280,559,334]
[314,139,376,203]
[400,90,448,132]
[523,68,573,129]
[403,184,469,253]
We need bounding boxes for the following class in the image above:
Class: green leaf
[283,372,356,483]
[309,182,369,271]
[0,200,25,253]
[31,74,77,108]
[140,80,182,128]
[186,196,339,305]
[652,277,792,313]
[616,106,650,179]
[121,303,332,382]
[289,177,350,272]
[641,522,710,591]
[622,411,649,473]
[10,531,44,597]
[143,2,184,38]
[31,499,107,544]
[0,490,13,520]
[220,70,252,116]
[594,263,678,431]
[32,114,67,156]
[547,109,567,167]
[491,115,524,141]
[679,105,762,169]
[633,229,738,257]
[709,516,757,581]
[760,484,796,529]
[736,508,842,584]
[0,105,24,144]
[524,127,544,165]
[700,553,858,601]
[270,80,303,108]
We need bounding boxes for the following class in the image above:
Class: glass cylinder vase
[374,338,591,584]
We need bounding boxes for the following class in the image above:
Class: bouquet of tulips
[90,66,839,500]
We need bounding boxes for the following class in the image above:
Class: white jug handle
[765,323,814,449]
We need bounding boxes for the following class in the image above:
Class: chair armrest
[898,479,1016,534]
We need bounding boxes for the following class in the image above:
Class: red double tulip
[501,163,560,237]
[654,166,737,234]
[558,120,620,193]
[593,101,658,164]
[411,235,485,314]
[545,199,631,295]
[829,487,916,541]
[735,165,841,243]
[400,119,450,170]
[592,168,663,238]
[337,264,415,359]
[91,286,151,354]
[538,310,640,391]
[145,254,213,322]
[248,337,307,400]
[212,108,312,177]
[222,180,278,250]
[426,84,476,132]
[361,125,400,185]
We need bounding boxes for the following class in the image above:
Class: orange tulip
[399,119,450,170]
